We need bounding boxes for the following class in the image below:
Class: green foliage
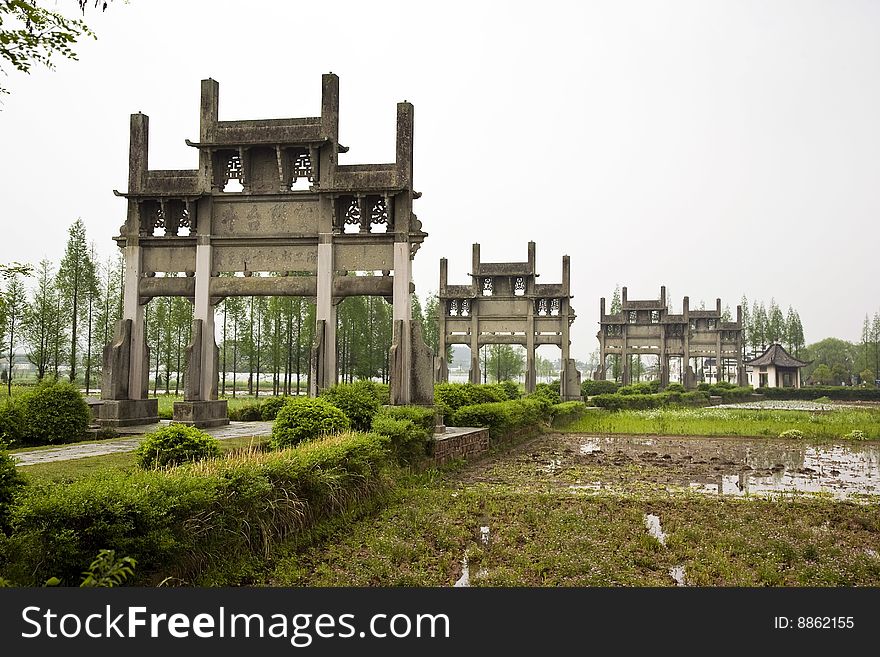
[19,380,91,445]
[581,380,621,397]
[450,398,550,439]
[370,413,429,464]
[3,431,395,585]
[531,382,561,405]
[135,424,220,469]
[434,383,507,416]
[80,549,136,588]
[844,430,866,441]
[617,381,661,395]
[259,396,287,421]
[0,397,25,446]
[319,381,381,431]
[664,383,686,393]
[271,397,350,448]
[228,400,263,421]
[759,386,880,401]
[497,380,521,400]
[378,405,436,433]
[708,385,753,402]
[0,445,25,530]
[778,429,804,439]
[550,401,587,426]
[592,390,710,411]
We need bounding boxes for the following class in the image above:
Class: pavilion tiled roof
[745,343,811,368]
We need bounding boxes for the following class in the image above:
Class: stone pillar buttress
[314,233,337,393]
[390,241,412,404]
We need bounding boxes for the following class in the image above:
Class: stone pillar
[715,331,723,385]
[390,241,412,404]
[621,324,630,385]
[98,242,158,427]
[173,239,228,427]
[469,308,481,385]
[313,233,336,394]
[437,258,449,383]
[595,297,607,381]
[525,307,536,393]
[123,243,147,399]
[659,324,668,388]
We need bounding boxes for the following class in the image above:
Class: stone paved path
[12,421,274,466]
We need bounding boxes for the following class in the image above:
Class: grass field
[271,477,880,587]
[558,407,880,440]
[17,435,270,484]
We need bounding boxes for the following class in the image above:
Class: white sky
[1,0,878,359]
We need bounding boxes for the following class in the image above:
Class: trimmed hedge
[2,431,395,585]
[228,401,263,422]
[17,381,91,446]
[320,382,382,431]
[449,398,549,439]
[550,401,586,426]
[532,383,561,404]
[581,380,621,397]
[592,390,710,411]
[0,398,25,446]
[758,386,880,401]
[378,405,435,433]
[370,413,430,464]
[0,447,25,531]
[271,398,351,448]
[434,383,508,416]
[135,424,221,469]
[618,381,661,395]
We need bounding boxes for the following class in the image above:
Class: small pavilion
[745,343,810,389]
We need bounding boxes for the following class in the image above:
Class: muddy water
[573,434,880,499]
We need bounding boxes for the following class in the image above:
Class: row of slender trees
[0,220,448,397]
[739,296,805,358]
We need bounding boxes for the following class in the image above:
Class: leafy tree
[721,304,732,323]
[0,1,114,96]
[810,363,834,385]
[2,274,27,395]
[740,295,750,358]
[486,344,524,382]
[22,259,58,380]
[610,285,621,380]
[751,301,767,352]
[801,337,857,383]
[766,299,784,343]
[57,219,98,384]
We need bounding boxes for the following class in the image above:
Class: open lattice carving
[482,278,493,296]
[225,153,243,184]
[291,151,313,185]
[344,198,361,226]
[370,197,388,227]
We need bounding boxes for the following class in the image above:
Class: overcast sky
[1,0,878,360]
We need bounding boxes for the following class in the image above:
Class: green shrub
[0,446,25,531]
[0,398,25,446]
[370,414,429,464]
[378,405,436,433]
[592,390,709,410]
[496,380,521,400]
[709,385,753,403]
[617,381,660,395]
[665,383,686,393]
[370,383,391,405]
[135,424,220,469]
[779,429,804,439]
[844,430,866,441]
[19,380,91,445]
[450,398,549,439]
[320,381,381,431]
[532,382,561,404]
[229,401,263,422]
[697,383,712,392]
[814,396,832,404]
[759,386,880,402]
[271,397,351,448]
[260,397,287,421]
[581,380,621,397]
[434,383,507,416]
[550,401,586,426]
